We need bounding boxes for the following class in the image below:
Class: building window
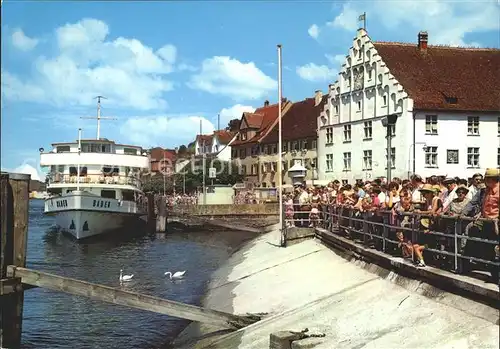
[343,125,351,142]
[239,149,246,158]
[357,101,361,111]
[385,147,396,169]
[446,150,459,164]
[241,133,247,140]
[363,121,372,139]
[335,105,339,114]
[311,157,317,169]
[292,141,299,151]
[498,148,500,167]
[251,164,258,175]
[271,144,277,154]
[425,115,438,135]
[302,140,308,150]
[467,147,480,168]
[282,142,288,153]
[311,140,317,149]
[343,152,351,171]
[382,95,387,106]
[425,146,438,167]
[326,154,333,172]
[368,69,372,80]
[498,117,500,135]
[241,165,247,175]
[363,150,372,170]
[467,116,479,135]
[326,127,334,144]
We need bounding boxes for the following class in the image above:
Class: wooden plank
[7,266,257,330]
[0,172,30,349]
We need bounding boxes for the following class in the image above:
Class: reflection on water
[22,199,243,349]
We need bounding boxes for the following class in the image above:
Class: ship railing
[47,173,142,188]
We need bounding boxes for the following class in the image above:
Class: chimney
[314,90,323,106]
[418,31,428,51]
[264,100,269,107]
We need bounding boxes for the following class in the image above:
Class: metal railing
[281,202,500,277]
[47,173,142,187]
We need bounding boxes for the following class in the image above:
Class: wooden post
[0,172,30,349]
[156,196,167,232]
[146,193,155,231]
[7,266,257,330]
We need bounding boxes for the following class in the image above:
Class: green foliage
[141,159,242,194]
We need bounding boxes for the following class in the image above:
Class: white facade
[317,29,500,183]
[414,112,500,179]
[317,28,411,183]
[194,133,236,161]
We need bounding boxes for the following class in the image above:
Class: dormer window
[444,96,458,104]
[241,132,247,141]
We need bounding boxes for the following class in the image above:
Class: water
[22,200,254,349]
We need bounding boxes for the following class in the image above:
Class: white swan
[164,271,186,279]
[119,269,134,282]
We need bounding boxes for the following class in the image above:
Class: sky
[1,0,499,180]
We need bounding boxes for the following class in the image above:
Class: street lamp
[381,114,398,182]
[407,142,427,179]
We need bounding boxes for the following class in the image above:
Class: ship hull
[44,191,147,240]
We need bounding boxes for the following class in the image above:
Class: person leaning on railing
[461,168,499,282]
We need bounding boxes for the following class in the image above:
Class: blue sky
[1,0,499,180]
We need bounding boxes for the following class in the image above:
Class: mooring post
[156,196,167,232]
[146,193,155,231]
[0,172,30,349]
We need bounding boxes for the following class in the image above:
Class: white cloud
[218,104,255,127]
[11,29,39,51]
[187,56,277,101]
[308,24,320,39]
[2,18,178,110]
[324,0,500,46]
[325,54,346,67]
[296,63,337,82]
[120,115,215,148]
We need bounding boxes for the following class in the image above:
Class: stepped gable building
[317,28,500,183]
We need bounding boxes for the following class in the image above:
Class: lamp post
[381,114,398,182]
[407,142,427,179]
[277,44,284,247]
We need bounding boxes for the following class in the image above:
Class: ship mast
[80,96,117,139]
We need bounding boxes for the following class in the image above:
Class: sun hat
[484,168,500,179]
[419,183,436,193]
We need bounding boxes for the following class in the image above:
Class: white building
[317,29,500,183]
[194,130,237,161]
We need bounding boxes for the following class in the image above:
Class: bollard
[0,172,30,348]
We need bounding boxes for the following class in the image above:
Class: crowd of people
[283,169,499,283]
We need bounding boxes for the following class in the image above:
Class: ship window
[122,190,135,201]
[123,147,138,155]
[101,190,116,199]
[56,146,70,153]
[57,165,65,173]
[102,167,119,177]
[69,167,77,176]
[79,166,87,176]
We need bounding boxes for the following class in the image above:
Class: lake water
[21,199,254,349]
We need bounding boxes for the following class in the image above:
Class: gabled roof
[373,42,500,112]
[231,101,291,146]
[196,134,213,146]
[262,96,328,143]
[214,130,236,145]
[149,147,176,162]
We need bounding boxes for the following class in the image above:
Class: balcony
[47,173,142,188]
[40,152,149,168]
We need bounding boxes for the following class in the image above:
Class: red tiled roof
[149,147,176,162]
[231,102,286,146]
[262,96,328,143]
[213,130,235,145]
[196,134,213,146]
[374,42,500,112]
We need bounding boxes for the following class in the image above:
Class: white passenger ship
[40,97,150,239]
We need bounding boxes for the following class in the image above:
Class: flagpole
[363,12,366,30]
[77,128,82,191]
[277,44,284,247]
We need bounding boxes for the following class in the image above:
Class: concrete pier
[173,229,499,349]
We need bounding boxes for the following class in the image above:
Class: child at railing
[285,194,295,228]
[309,202,320,227]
